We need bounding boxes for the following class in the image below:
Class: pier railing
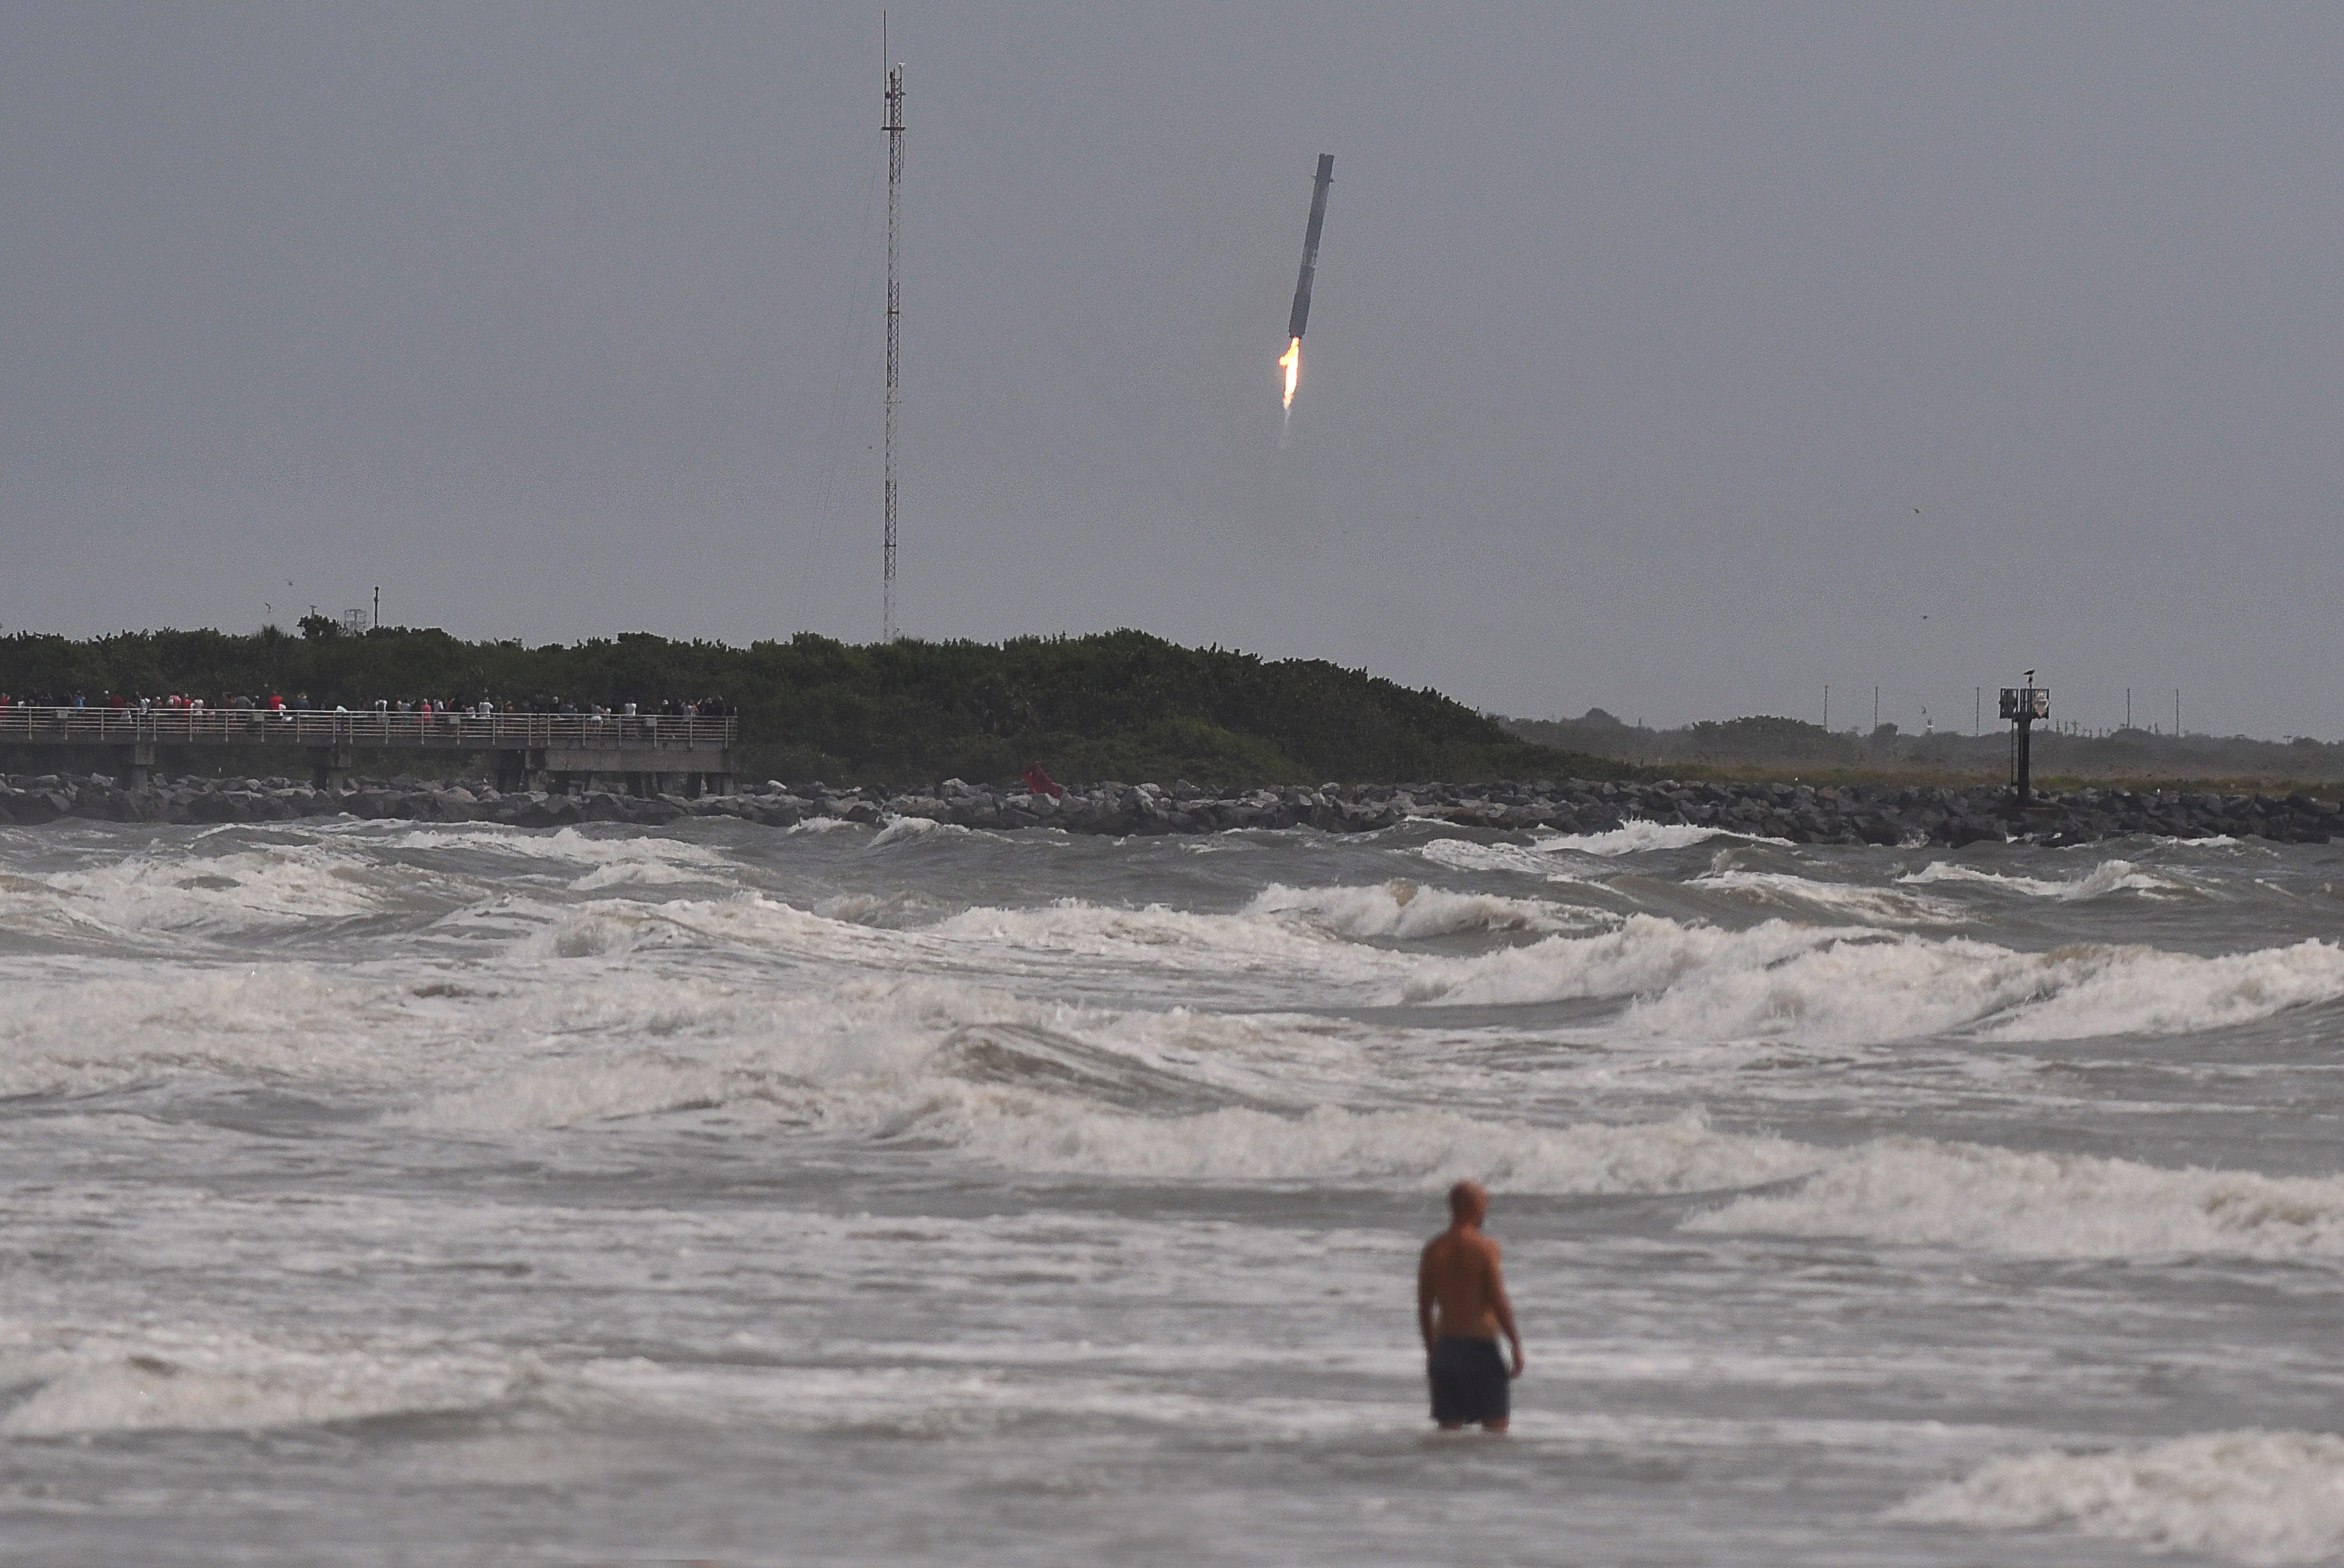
[0,707,736,752]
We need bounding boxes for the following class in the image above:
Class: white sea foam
[412,995,2344,1251]
[14,878,2337,1118]
[0,962,428,1097]
[23,933,2344,1266]
[872,816,969,847]
[375,825,730,868]
[389,980,1833,1205]
[1243,880,1592,939]
[29,846,400,933]
[569,859,714,891]
[1900,858,2180,901]
[1689,1135,2344,1259]
[10,810,2343,1558]
[9,827,738,942]
[365,945,2320,1243]
[389,956,1821,1189]
[1985,938,2344,1042]
[922,1102,1819,1192]
[1538,821,1782,856]
[922,899,1409,990]
[1414,838,1590,880]
[403,978,1353,1135]
[1398,916,1849,1007]
[411,1052,797,1132]
[1597,926,2344,1048]
[1689,869,1961,927]
[1894,1430,2344,1565]
[1385,913,2344,1039]
[812,890,952,925]
[512,893,914,968]
[0,1349,516,1437]
[1614,931,2028,1045]
[1413,819,1784,879]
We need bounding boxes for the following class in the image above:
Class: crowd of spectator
[0,693,734,720]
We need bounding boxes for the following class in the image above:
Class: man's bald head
[1448,1180,1488,1226]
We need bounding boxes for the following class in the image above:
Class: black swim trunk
[1427,1336,1510,1425]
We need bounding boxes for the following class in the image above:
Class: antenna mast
[882,25,904,641]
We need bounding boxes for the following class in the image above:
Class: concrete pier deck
[0,707,736,793]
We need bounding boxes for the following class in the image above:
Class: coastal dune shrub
[0,627,1625,790]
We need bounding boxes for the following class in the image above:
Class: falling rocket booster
[1279,154,1334,413]
[1288,154,1334,338]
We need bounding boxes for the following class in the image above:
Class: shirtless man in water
[1417,1180,1524,1432]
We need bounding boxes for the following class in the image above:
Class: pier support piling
[115,741,156,789]
[309,742,353,791]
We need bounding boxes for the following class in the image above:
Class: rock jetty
[0,773,2334,845]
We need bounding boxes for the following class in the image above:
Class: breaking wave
[0,1349,525,1438]
[1241,880,1594,939]
[402,980,1823,1190]
[1399,916,1846,1008]
[0,827,743,949]
[1403,917,2344,1045]
[1687,868,1961,927]
[373,824,730,868]
[0,962,428,1097]
[1984,938,2344,1042]
[1413,838,1591,880]
[24,846,409,935]
[1900,858,2183,901]
[1689,1135,2344,1259]
[569,859,717,892]
[871,816,971,847]
[393,973,2344,1261]
[1536,821,1772,856]
[1894,1430,2344,1565]
[18,940,2344,1265]
[928,1103,1817,1192]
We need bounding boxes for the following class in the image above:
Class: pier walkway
[0,708,736,793]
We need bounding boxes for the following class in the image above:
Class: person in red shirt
[1021,763,1065,800]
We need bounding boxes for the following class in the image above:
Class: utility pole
[1974,687,1981,734]
[1872,685,1879,730]
[882,23,905,642]
[1822,685,1828,730]
[2126,688,2132,730]
[372,586,379,631]
[2175,689,2181,738]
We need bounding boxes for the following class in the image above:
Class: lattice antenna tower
[882,22,905,641]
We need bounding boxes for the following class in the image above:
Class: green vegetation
[1503,708,2344,788]
[0,626,1631,789]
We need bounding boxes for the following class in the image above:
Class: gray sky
[5,3,2341,737]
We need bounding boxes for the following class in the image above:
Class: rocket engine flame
[1279,155,1332,425]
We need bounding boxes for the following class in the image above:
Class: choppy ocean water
[3,813,2342,1565]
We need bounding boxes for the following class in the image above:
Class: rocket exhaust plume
[1278,154,1334,414]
